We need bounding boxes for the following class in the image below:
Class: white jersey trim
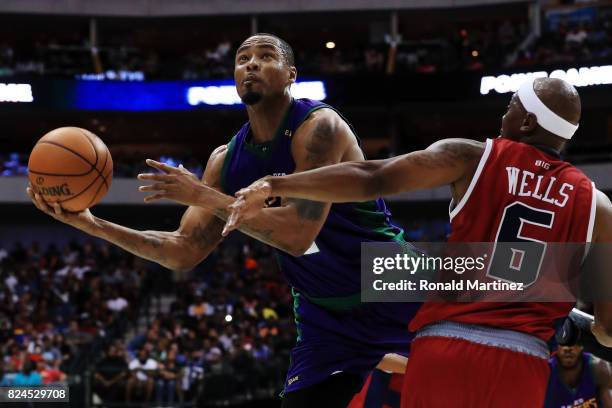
[449,138,493,221]
[586,181,597,243]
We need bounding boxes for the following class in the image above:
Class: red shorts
[401,336,550,408]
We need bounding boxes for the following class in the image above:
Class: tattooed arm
[222,139,485,233]
[172,108,360,256]
[84,147,229,271]
[85,205,224,273]
[247,139,485,203]
[271,107,362,253]
[29,146,228,272]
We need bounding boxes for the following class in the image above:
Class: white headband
[517,78,578,140]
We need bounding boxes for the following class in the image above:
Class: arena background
[0,0,611,406]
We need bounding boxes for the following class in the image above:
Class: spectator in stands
[0,244,8,262]
[127,327,158,358]
[37,358,66,384]
[253,336,276,390]
[181,349,204,400]
[0,362,17,386]
[566,23,588,47]
[155,357,181,406]
[12,360,42,386]
[231,339,256,398]
[153,337,170,361]
[93,343,128,402]
[213,293,233,316]
[126,349,157,402]
[40,335,61,363]
[203,339,224,374]
[252,337,272,363]
[188,295,212,320]
[106,289,129,313]
[219,325,238,353]
[64,320,93,348]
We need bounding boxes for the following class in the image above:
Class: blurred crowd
[93,242,297,405]
[0,6,610,80]
[303,19,526,75]
[0,237,298,406]
[0,24,523,79]
[515,16,612,67]
[0,152,204,178]
[0,240,148,388]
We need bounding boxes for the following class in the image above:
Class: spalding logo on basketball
[28,127,113,212]
[35,183,73,197]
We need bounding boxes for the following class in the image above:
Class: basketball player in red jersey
[223,77,612,407]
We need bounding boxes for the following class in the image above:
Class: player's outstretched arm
[224,138,483,233]
[264,138,482,200]
[139,109,360,257]
[28,146,228,272]
[592,191,612,346]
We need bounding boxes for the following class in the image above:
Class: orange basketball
[28,127,113,212]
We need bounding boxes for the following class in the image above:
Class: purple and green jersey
[220,98,418,393]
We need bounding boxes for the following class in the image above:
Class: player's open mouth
[243,75,261,84]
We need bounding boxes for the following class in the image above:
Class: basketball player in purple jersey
[28,34,419,407]
[545,343,612,408]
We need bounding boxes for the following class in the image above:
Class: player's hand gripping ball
[28,127,113,212]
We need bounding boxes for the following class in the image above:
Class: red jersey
[409,138,596,341]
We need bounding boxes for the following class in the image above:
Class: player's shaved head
[501,77,581,151]
[237,33,295,66]
[532,78,581,125]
